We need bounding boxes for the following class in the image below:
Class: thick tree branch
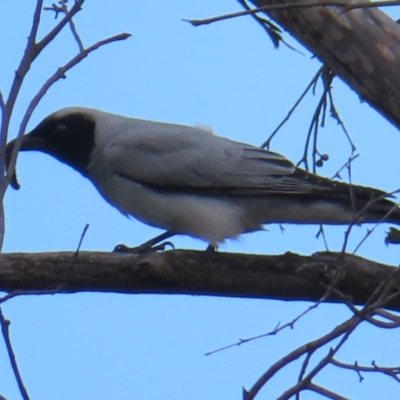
[0,250,399,309]
[250,0,400,130]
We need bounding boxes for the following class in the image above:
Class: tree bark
[1,250,399,309]
[251,0,400,129]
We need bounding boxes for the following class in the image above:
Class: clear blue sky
[1,1,400,399]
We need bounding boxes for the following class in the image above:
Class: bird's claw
[113,241,175,254]
[206,244,218,252]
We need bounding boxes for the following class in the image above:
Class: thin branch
[339,168,400,254]
[184,1,400,27]
[68,14,84,51]
[295,351,314,400]
[55,223,89,290]
[315,224,329,251]
[36,0,84,53]
[341,0,400,12]
[27,0,43,46]
[0,0,43,158]
[0,307,30,400]
[4,32,131,190]
[374,308,400,324]
[352,198,400,254]
[327,89,356,153]
[296,67,333,171]
[0,91,5,114]
[307,383,349,400]
[244,315,362,400]
[237,0,281,48]
[44,0,85,51]
[245,256,400,399]
[261,66,324,149]
[0,224,89,304]
[278,330,356,400]
[0,0,86,251]
[1,0,82,143]
[331,154,359,180]
[331,358,400,384]
[206,287,332,356]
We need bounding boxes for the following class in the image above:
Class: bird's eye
[56,123,68,133]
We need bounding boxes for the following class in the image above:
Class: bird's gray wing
[102,122,385,198]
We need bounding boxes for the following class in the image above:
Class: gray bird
[5,107,400,251]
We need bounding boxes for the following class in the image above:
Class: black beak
[5,133,45,190]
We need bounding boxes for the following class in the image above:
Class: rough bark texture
[1,250,399,309]
[251,0,400,129]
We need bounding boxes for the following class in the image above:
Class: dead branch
[0,250,400,309]
[244,261,400,399]
[330,358,400,383]
[206,292,329,355]
[243,314,362,399]
[0,308,30,400]
[185,1,400,27]
[4,35,131,193]
[261,66,324,149]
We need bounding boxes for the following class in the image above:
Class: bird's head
[6,107,97,189]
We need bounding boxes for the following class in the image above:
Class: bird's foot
[206,244,218,252]
[113,241,175,254]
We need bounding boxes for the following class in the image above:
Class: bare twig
[331,154,359,180]
[277,329,356,400]
[0,0,86,250]
[331,358,400,384]
[0,223,88,397]
[0,224,89,304]
[306,383,349,400]
[236,0,282,48]
[243,315,362,400]
[36,0,84,53]
[341,185,400,255]
[44,0,84,51]
[295,351,314,400]
[206,297,327,356]
[184,1,400,27]
[0,0,82,148]
[352,198,400,254]
[0,0,44,247]
[4,31,131,192]
[261,66,324,149]
[327,89,356,153]
[246,255,400,399]
[207,282,337,356]
[55,223,89,290]
[315,224,330,251]
[0,91,5,113]
[0,307,30,400]
[296,67,334,172]
[374,308,400,324]
[369,271,400,310]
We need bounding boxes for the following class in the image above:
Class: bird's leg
[113,230,176,254]
[205,244,218,252]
